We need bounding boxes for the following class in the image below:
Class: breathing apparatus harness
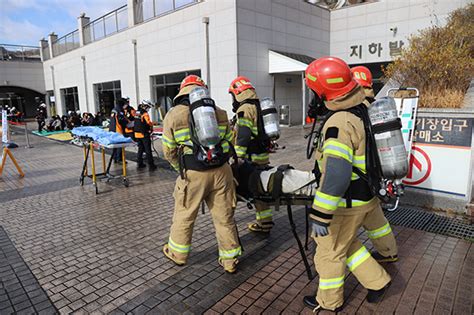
[176,95,237,180]
[305,95,403,207]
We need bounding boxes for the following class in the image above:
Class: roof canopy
[268,50,315,74]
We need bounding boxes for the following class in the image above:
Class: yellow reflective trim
[323,140,353,163]
[256,209,272,220]
[326,77,344,84]
[237,118,253,128]
[319,276,344,290]
[219,246,242,259]
[346,246,370,271]
[307,73,317,82]
[338,198,372,208]
[367,222,392,239]
[250,153,269,161]
[168,238,191,254]
[162,135,177,148]
[313,191,340,211]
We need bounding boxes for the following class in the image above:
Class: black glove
[311,220,329,237]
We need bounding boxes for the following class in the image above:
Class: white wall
[235,0,330,102]
[0,61,45,93]
[43,0,238,116]
[330,0,470,64]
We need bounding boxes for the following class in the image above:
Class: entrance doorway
[151,70,201,120]
[94,80,122,115]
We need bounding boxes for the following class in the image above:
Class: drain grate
[385,207,474,240]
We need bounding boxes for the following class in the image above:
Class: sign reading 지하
[403,117,473,198]
[349,40,405,62]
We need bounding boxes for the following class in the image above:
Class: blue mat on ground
[71,127,132,145]
[32,130,69,136]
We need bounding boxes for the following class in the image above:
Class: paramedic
[134,101,156,171]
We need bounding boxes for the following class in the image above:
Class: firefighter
[109,101,126,163]
[229,76,273,233]
[303,57,392,312]
[134,100,156,171]
[123,98,136,139]
[35,102,47,133]
[351,65,398,263]
[161,75,241,273]
[351,65,375,101]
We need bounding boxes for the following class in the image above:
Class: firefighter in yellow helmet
[229,76,274,233]
[351,65,398,263]
[161,75,241,273]
[303,57,392,312]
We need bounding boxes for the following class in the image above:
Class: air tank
[368,97,408,180]
[189,86,220,148]
[260,97,280,140]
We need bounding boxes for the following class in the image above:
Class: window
[61,87,79,113]
[93,80,122,115]
[151,70,201,116]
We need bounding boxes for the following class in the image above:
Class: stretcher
[234,163,318,279]
[70,128,136,194]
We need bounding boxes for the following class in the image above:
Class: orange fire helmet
[228,76,255,96]
[180,75,207,90]
[351,66,373,88]
[305,57,357,101]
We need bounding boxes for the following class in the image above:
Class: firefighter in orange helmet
[161,75,241,273]
[229,76,274,233]
[303,57,392,312]
[351,66,375,101]
[351,65,399,264]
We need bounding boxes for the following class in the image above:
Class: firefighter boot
[163,244,186,266]
[371,251,398,263]
[366,281,391,303]
[303,296,343,313]
[219,258,239,274]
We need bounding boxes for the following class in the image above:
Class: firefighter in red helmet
[161,75,241,273]
[351,65,375,101]
[351,65,399,264]
[303,57,392,312]
[229,76,274,233]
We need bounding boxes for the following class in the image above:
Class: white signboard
[393,96,418,156]
[2,110,8,143]
[404,143,471,197]
[403,117,473,199]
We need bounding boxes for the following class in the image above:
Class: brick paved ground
[0,125,473,314]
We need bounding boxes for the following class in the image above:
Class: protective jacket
[162,103,233,172]
[134,111,152,139]
[234,89,269,165]
[124,107,136,135]
[310,85,378,225]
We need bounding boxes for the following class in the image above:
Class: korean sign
[403,116,473,198]
[349,40,404,62]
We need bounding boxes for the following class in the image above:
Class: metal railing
[137,0,197,23]
[83,5,128,44]
[52,29,80,57]
[0,44,41,62]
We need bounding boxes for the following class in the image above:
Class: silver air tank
[189,86,220,148]
[368,97,408,180]
[260,97,280,140]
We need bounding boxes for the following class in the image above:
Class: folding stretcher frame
[77,136,135,194]
[240,193,315,280]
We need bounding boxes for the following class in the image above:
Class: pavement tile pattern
[0,125,472,314]
[0,227,56,314]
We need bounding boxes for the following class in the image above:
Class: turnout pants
[255,201,273,225]
[313,205,392,310]
[364,205,397,257]
[136,136,155,167]
[167,163,241,265]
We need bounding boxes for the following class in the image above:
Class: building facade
[35,0,469,124]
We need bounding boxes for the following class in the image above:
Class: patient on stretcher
[233,162,318,205]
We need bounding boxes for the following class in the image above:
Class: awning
[268,50,316,74]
